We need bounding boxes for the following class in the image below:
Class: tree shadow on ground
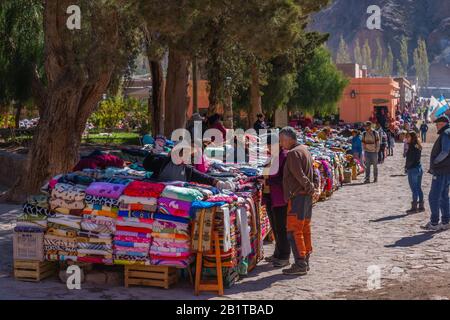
[344,182,369,187]
[385,231,436,248]
[370,213,409,223]
[228,273,301,295]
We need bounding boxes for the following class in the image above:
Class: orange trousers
[287,199,312,259]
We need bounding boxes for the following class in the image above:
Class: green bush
[89,96,150,134]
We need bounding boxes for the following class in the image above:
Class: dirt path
[1,124,449,300]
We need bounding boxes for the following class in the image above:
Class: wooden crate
[14,260,57,282]
[13,232,44,261]
[124,265,178,289]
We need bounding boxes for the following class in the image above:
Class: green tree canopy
[288,46,349,115]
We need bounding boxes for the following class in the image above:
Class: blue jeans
[421,131,427,143]
[429,174,450,225]
[407,165,424,203]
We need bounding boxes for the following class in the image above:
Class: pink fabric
[74,154,124,171]
[114,235,152,243]
[195,154,210,173]
[114,245,149,253]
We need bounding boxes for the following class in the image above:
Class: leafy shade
[288,47,349,115]
[0,0,43,105]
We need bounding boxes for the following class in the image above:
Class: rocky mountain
[309,0,450,89]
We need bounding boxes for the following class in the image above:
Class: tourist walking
[377,125,388,164]
[262,135,290,268]
[404,131,425,214]
[362,121,380,183]
[420,122,429,143]
[279,127,316,276]
[422,116,450,231]
[351,130,363,161]
[387,128,396,156]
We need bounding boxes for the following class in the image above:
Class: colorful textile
[51,183,86,202]
[114,230,152,238]
[118,210,153,219]
[48,214,82,230]
[123,181,165,198]
[22,203,53,217]
[157,197,192,217]
[119,203,157,214]
[192,208,215,251]
[160,185,203,202]
[85,182,126,199]
[84,194,119,207]
[82,208,118,219]
[50,198,85,210]
[118,195,157,206]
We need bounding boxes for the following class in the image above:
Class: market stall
[12,129,363,294]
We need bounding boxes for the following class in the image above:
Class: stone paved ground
[1,124,449,300]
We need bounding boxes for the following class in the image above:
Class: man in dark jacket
[420,122,429,142]
[422,115,450,231]
[279,127,315,276]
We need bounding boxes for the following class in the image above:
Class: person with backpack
[362,121,380,183]
[376,124,388,164]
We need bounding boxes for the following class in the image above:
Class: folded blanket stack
[44,214,82,262]
[149,186,202,267]
[80,182,124,264]
[113,181,163,265]
[15,195,52,233]
[49,183,87,216]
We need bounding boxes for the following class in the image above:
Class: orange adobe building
[337,64,400,124]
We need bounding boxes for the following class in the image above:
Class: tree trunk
[249,63,262,128]
[150,60,165,136]
[164,49,189,137]
[223,88,233,129]
[192,57,199,114]
[2,1,120,202]
[14,103,23,129]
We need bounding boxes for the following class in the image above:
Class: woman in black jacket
[405,131,425,213]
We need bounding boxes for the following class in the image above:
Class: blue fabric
[152,213,190,224]
[407,165,424,202]
[189,201,226,218]
[351,135,362,154]
[429,174,450,225]
[142,135,154,145]
[118,211,153,219]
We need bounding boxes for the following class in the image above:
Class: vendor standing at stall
[262,134,290,268]
[279,127,316,276]
[362,121,380,183]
